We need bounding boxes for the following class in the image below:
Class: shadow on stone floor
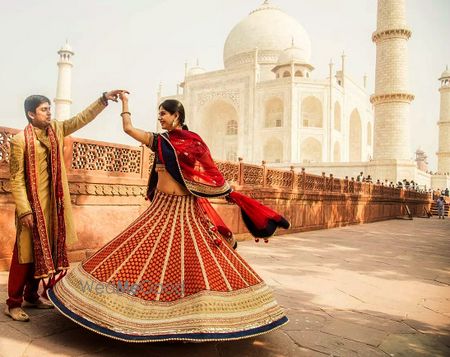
[1,283,450,357]
[1,219,450,356]
[244,219,450,284]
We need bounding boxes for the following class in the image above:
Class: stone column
[54,42,74,120]
[437,67,450,174]
[371,0,414,161]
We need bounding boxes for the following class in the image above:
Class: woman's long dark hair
[159,99,188,130]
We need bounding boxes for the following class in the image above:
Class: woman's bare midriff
[156,166,190,195]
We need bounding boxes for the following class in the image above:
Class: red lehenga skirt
[49,191,288,342]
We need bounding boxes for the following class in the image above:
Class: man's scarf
[148,129,290,239]
[24,124,69,278]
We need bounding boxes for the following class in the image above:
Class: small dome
[439,66,450,80]
[187,60,206,76]
[187,66,206,76]
[223,1,311,69]
[58,41,74,54]
[277,45,308,66]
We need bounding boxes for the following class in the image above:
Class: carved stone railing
[0,126,433,199]
[0,126,432,270]
[0,127,19,179]
[71,140,142,174]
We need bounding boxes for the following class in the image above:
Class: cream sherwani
[9,99,106,263]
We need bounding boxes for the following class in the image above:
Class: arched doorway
[301,96,323,128]
[300,138,322,163]
[333,141,341,162]
[264,97,284,128]
[349,109,362,162]
[263,138,283,163]
[198,100,238,160]
[334,102,341,131]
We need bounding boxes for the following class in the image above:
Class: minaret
[54,41,74,120]
[415,147,428,171]
[371,0,414,161]
[437,66,450,174]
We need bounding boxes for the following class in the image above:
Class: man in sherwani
[5,90,124,321]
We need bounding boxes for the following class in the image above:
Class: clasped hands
[104,89,129,103]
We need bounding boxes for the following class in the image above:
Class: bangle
[101,92,108,106]
[120,111,131,117]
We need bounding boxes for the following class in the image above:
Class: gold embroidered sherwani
[9,99,106,264]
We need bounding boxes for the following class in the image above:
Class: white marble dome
[223,1,311,69]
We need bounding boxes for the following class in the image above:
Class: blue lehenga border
[48,289,289,342]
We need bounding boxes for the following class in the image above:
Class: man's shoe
[4,306,30,322]
[23,297,54,309]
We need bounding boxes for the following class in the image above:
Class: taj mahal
[53,0,450,189]
[164,0,374,167]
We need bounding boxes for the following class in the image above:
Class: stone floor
[0,217,449,357]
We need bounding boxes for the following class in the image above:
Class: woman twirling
[48,94,289,342]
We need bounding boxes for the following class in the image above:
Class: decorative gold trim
[50,295,288,343]
[56,266,284,325]
[126,197,175,284]
[155,197,182,300]
[218,233,262,282]
[192,202,233,291]
[372,28,412,42]
[185,180,231,196]
[370,92,415,104]
[69,183,147,197]
[186,198,210,290]
[180,197,186,298]
[216,242,250,287]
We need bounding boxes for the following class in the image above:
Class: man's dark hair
[24,95,51,122]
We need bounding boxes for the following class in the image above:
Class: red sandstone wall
[0,127,432,271]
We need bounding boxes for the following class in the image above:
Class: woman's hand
[119,91,130,103]
[105,90,128,102]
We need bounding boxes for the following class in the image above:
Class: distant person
[356,171,363,182]
[436,196,445,219]
[445,188,449,197]
[405,180,410,190]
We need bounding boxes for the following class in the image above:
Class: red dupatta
[159,129,290,240]
[24,124,69,278]
[162,130,231,197]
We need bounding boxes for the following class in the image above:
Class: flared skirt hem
[48,288,288,342]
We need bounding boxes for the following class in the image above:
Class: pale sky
[0,0,449,170]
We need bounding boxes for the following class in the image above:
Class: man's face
[29,102,51,129]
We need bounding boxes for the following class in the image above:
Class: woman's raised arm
[119,92,152,146]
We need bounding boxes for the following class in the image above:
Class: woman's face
[158,106,179,131]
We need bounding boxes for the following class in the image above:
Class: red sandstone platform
[1,218,449,356]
